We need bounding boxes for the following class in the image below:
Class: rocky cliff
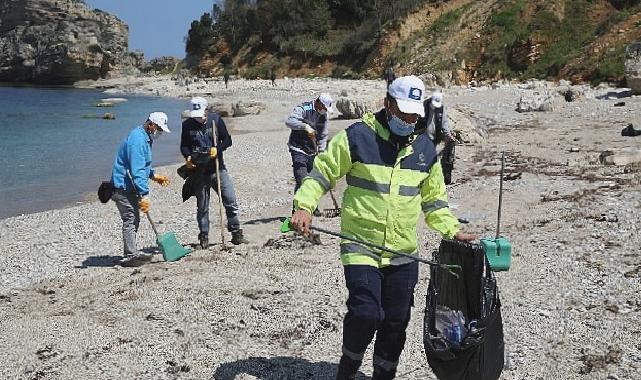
[0,0,132,84]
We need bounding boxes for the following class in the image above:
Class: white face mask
[150,130,163,140]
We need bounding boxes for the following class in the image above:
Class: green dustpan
[145,212,191,262]
[126,172,191,262]
[156,229,192,262]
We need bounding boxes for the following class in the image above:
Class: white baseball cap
[387,75,426,117]
[189,96,208,118]
[148,112,170,133]
[431,91,443,108]
[318,93,334,113]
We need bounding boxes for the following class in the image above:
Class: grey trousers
[112,189,140,256]
[195,169,240,235]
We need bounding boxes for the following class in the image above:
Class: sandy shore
[1,77,640,379]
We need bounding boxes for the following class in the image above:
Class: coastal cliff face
[0,0,132,84]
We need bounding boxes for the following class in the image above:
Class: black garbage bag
[424,239,504,380]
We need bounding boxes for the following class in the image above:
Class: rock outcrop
[0,0,133,84]
[625,43,641,95]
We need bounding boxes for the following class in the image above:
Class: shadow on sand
[213,356,367,380]
[77,246,160,268]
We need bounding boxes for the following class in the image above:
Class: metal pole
[496,151,505,239]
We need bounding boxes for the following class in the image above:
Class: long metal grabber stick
[496,151,505,239]
[281,218,461,278]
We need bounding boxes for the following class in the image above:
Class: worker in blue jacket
[111,112,171,266]
[180,97,247,249]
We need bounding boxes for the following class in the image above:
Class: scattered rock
[614,101,626,107]
[579,345,622,374]
[599,148,641,166]
[100,98,127,104]
[102,113,115,120]
[517,91,554,112]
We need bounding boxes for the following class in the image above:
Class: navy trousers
[290,150,315,194]
[341,262,419,375]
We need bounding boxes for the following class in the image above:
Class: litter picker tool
[127,172,191,262]
[280,217,461,278]
[211,116,228,250]
[480,151,512,271]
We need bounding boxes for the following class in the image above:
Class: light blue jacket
[111,126,155,196]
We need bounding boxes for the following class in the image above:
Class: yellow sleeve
[294,130,352,214]
[420,161,459,239]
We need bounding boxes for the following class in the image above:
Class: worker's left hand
[453,231,477,241]
[291,209,312,236]
[209,147,218,158]
[152,174,170,187]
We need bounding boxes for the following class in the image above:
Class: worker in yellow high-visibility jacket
[291,75,476,380]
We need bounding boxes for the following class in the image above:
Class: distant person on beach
[111,112,171,266]
[180,97,248,249]
[224,72,230,89]
[416,91,456,184]
[285,93,333,214]
[270,70,276,86]
[290,76,475,379]
[384,64,396,88]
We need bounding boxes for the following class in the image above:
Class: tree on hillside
[185,12,215,57]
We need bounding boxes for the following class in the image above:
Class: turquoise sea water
[0,86,188,219]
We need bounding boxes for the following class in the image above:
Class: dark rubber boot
[372,365,397,380]
[231,229,248,245]
[335,355,361,380]
[198,233,208,250]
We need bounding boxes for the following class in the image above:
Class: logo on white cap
[189,97,208,118]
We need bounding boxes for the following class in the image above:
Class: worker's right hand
[185,156,196,169]
[139,197,150,213]
[291,209,312,236]
[304,125,316,137]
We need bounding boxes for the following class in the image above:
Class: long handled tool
[211,116,227,250]
[127,172,191,262]
[480,151,512,271]
[280,218,461,277]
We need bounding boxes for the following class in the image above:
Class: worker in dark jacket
[180,97,247,248]
[416,91,456,184]
[286,93,333,213]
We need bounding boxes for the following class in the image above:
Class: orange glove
[209,147,218,158]
[139,197,150,213]
[153,174,169,187]
[185,156,196,169]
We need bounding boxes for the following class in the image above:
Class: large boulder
[516,91,554,112]
[335,97,382,119]
[0,0,132,84]
[448,108,485,144]
[209,101,233,117]
[625,43,641,95]
[232,101,266,117]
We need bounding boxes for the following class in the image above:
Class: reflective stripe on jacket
[294,111,459,268]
